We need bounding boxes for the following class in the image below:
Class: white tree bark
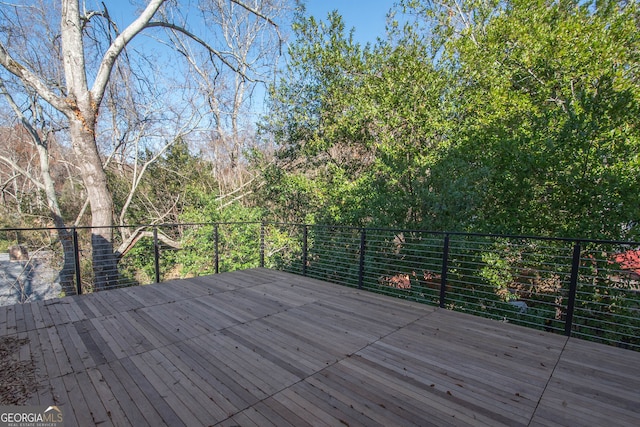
[0,0,168,288]
[0,0,283,290]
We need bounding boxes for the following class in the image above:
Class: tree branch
[114,228,182,259]
[91,0,166,106]
[229,0,283,55]
[0,155,45,191]
[0,44,69,113]
[146,21,258,82]
[0,79,42,147]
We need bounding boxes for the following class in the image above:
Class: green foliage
[480,250,519,302]
[260,0,640,240]
[260,10,456,228]
[118,237,156,285]
[263,223,304,271]
[437,0,640,239]
[178,200,264,275]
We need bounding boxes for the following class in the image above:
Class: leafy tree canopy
[259,0,640,240]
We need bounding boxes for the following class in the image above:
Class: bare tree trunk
[34,133,76,290]
[68,118,117,290]
[60,0,122,290]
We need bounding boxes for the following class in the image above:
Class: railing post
[260,222,265,268]
[302,225,308,276]
[358,228,366,290]
[214,224,219,274]
[72,227,82,295]
[439,234,450,308]
[565,241,582,337]
[153,227,160,284]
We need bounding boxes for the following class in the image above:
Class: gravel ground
[0,252,62,307]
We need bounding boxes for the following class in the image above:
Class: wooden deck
[1,268,639,426]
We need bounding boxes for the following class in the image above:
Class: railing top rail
[0,221,262,234]
[2,221,638,248]
[264,222,640,247]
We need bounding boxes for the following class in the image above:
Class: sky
[302,0,392,44]
[94,0,394,115]
[102,1,392,46]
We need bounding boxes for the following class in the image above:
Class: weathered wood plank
[91,363,147,426]
[0,305,7,335]
[193,292,265,325]
[154,279,208,301]
[243,400,297,427]
[21,302,36,332]
[338,353,521,426]
[107,359,168,426]
[185,273,247,293]
[61,372,99,427]
[272,387,338,426]
[57,299,85,323]
[254,393,313,427]
[71,319,114,367]
[48,375,74,426]
[5,304,16,334]
[29,300,47,329]
[83,366,131,427]
[44,300,71,325]
[104,311,155,356]
[356,340,541,422]
[70,294,103,319]
[75,369,114,426]
[2,268,639,427]
[25,329,47,385]
[221,326,316,378]
[215,412,262,427]
[333,360,486,427]
[96,286,145,313]
[54,322,88,373]
[164,340,253,413]
[531,387,640,427]
[174,297,238,332]
[268,305,377,351]
[14,302,26,333]
[190,333,275,400]
[34,326,61,378]
[305,372,426,427]
[287,380,381,427]
[130,306,182,345]
[150,346,232,422]
[130,351,206,426]
[118,357,187,426]
[531,338,640,427]
[120,284,170,307]
[116,310,167,350]
[212,330,303,386]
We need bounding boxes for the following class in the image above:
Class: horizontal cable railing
[266,224,640,351]
[1,222,638,350]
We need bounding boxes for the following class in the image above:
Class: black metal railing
[1,222,638,350]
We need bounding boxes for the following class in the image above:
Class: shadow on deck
[0,268,638,426]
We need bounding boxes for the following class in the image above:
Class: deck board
[1,268,639,426]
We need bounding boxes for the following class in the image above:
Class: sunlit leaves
[260,0,639,240]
